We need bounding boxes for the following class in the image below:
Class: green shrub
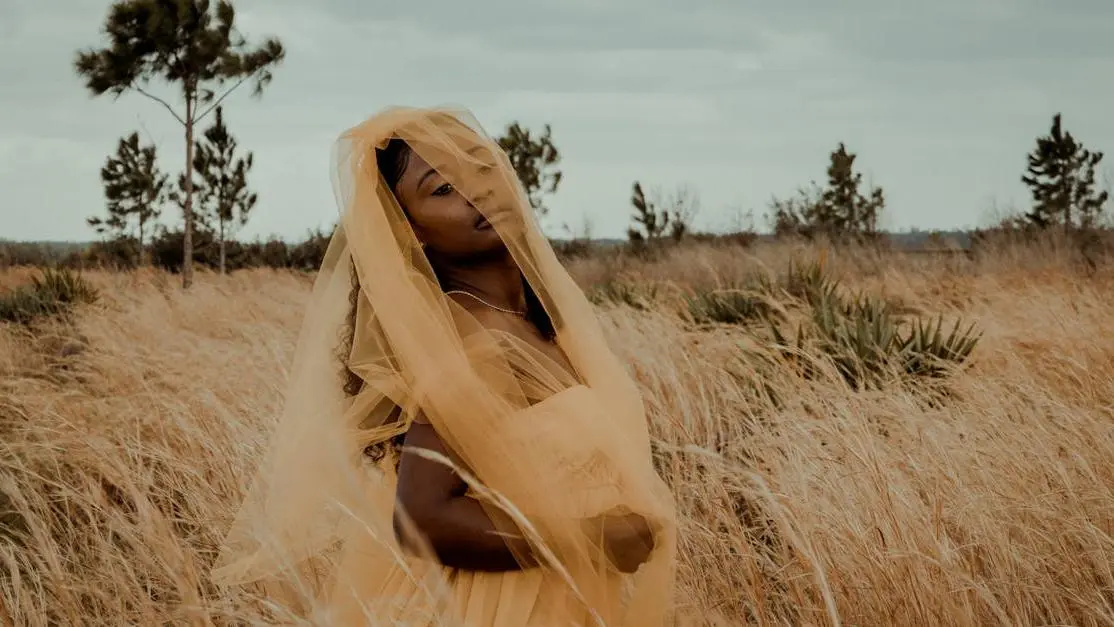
[897,315,982,379]
[0,268,99,325]
[781,257,842,309]
[149,228,218,272]
[687,288,776,325]
[145,228,331,273]
[286,229,331,272]
[82,237,142,270]
[764,259,981,390]
[583,254,981,391]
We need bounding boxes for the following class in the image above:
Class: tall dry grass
[1,239,1113,626]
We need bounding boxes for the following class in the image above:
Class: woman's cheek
[434,196,476,232]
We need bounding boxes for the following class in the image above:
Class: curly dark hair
[342,137,555,465]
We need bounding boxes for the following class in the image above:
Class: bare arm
[393,421,537,572]
[394,421,658,574]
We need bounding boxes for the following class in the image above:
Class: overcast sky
[2,0,1113,242]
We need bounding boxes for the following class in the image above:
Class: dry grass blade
[0,240,1113,625]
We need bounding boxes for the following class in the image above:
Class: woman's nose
[467,188,495,208]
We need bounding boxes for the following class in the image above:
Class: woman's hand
[581,508,657,574]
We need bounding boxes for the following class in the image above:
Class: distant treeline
[4,226,1113,274]
[0,229,330,272]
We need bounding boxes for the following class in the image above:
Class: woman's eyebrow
[416,166,438,190]
[423,145,494,180]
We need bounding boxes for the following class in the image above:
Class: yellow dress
[211,107,677,626]
[321,385,632,626]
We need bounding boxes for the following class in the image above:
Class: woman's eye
[432,183,453,196]
[477,164,493,175]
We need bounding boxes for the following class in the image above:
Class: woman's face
[392,149,508,260]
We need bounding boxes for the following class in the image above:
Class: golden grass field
[1,239,1113,626]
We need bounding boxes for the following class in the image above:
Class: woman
[212,107,677,626]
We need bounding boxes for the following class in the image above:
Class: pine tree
[1021,113,1109,231]
[496,123,562,218]
[169,172,212,232]
[75,0,284,288]
[821,143,884,237]
[88,132,168,264]
[768,144,884,240]
[192,107,256,274]
[627,181,672,243]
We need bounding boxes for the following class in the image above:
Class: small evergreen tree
[1021,113,1109,231]
[627,181,672,243]
[191,107,257,274]
[768,144,884,240]
[822,143,884,236]
[88,132,168,264]
[75,0,284,288]
[496,122,562,218]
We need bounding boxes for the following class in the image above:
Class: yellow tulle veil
[212,106,677,625]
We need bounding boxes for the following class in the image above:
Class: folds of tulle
[211,106,677,625]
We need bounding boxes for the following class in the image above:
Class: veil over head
[212,106,677,625]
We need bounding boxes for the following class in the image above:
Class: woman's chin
[472,228,510,254]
